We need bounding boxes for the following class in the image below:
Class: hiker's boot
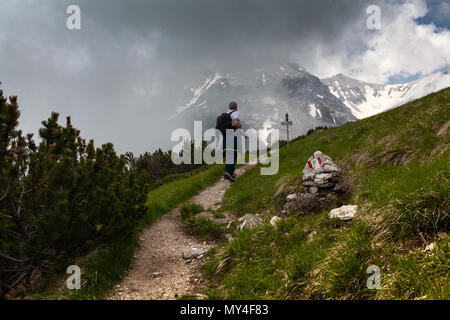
[224,172,235,182]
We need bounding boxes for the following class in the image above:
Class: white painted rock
[329,205,357,221]
[303,150,334,174]
[270,216,282,227]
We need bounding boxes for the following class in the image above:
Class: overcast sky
[1,0,449,154]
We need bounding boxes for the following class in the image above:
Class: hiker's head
[229,101,238,110]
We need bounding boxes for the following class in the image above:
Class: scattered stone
[152,272,163,278]
[329,205,357,221]
[307,230,317,241]
[424,242,435,252]
[236,214,263,231]
[270,216,282,228]
[182,246,207,260]
[286,193,297,201]
[224,233,234,242]
[195,293,207,300]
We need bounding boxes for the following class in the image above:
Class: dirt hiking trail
[108,165,251,300]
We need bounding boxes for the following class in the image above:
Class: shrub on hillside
[0,90,149,297]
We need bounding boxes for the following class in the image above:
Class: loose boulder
[182,246,208,260]
[329,205,357,221]
[270,216,282,227]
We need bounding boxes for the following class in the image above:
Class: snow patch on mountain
[175,73,223,115]
[323,70,450,119]
[171,62,449,143]
[308,103,317,118]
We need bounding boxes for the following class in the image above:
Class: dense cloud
[0,0,449,153]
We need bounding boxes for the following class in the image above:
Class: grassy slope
[204,88,450,300]
[30,165,224,300]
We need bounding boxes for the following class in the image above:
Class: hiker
[216,101,243,182]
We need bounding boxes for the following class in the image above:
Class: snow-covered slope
[173,63,449,143]
[173,63,357,143]
[322,70,450,119]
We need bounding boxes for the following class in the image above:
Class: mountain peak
[323,69,450,119]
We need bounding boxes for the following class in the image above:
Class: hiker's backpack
[216,110,236,135]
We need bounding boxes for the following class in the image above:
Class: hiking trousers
[223,135,238,176]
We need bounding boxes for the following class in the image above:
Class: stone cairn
[284,151,349,214]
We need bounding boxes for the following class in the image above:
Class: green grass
[203,88,450,300]
[180,202,205,220]
[180,202,225,241]
[30,89,449,300]
[184,217,225,241]
[376,238,449,300]
[143,165,224,225]
[30,240,135,300]
[31,164,224,300]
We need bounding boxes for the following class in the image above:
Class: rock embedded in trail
[182,246,208,260]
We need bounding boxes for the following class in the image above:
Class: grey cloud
[0,0,432,153]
